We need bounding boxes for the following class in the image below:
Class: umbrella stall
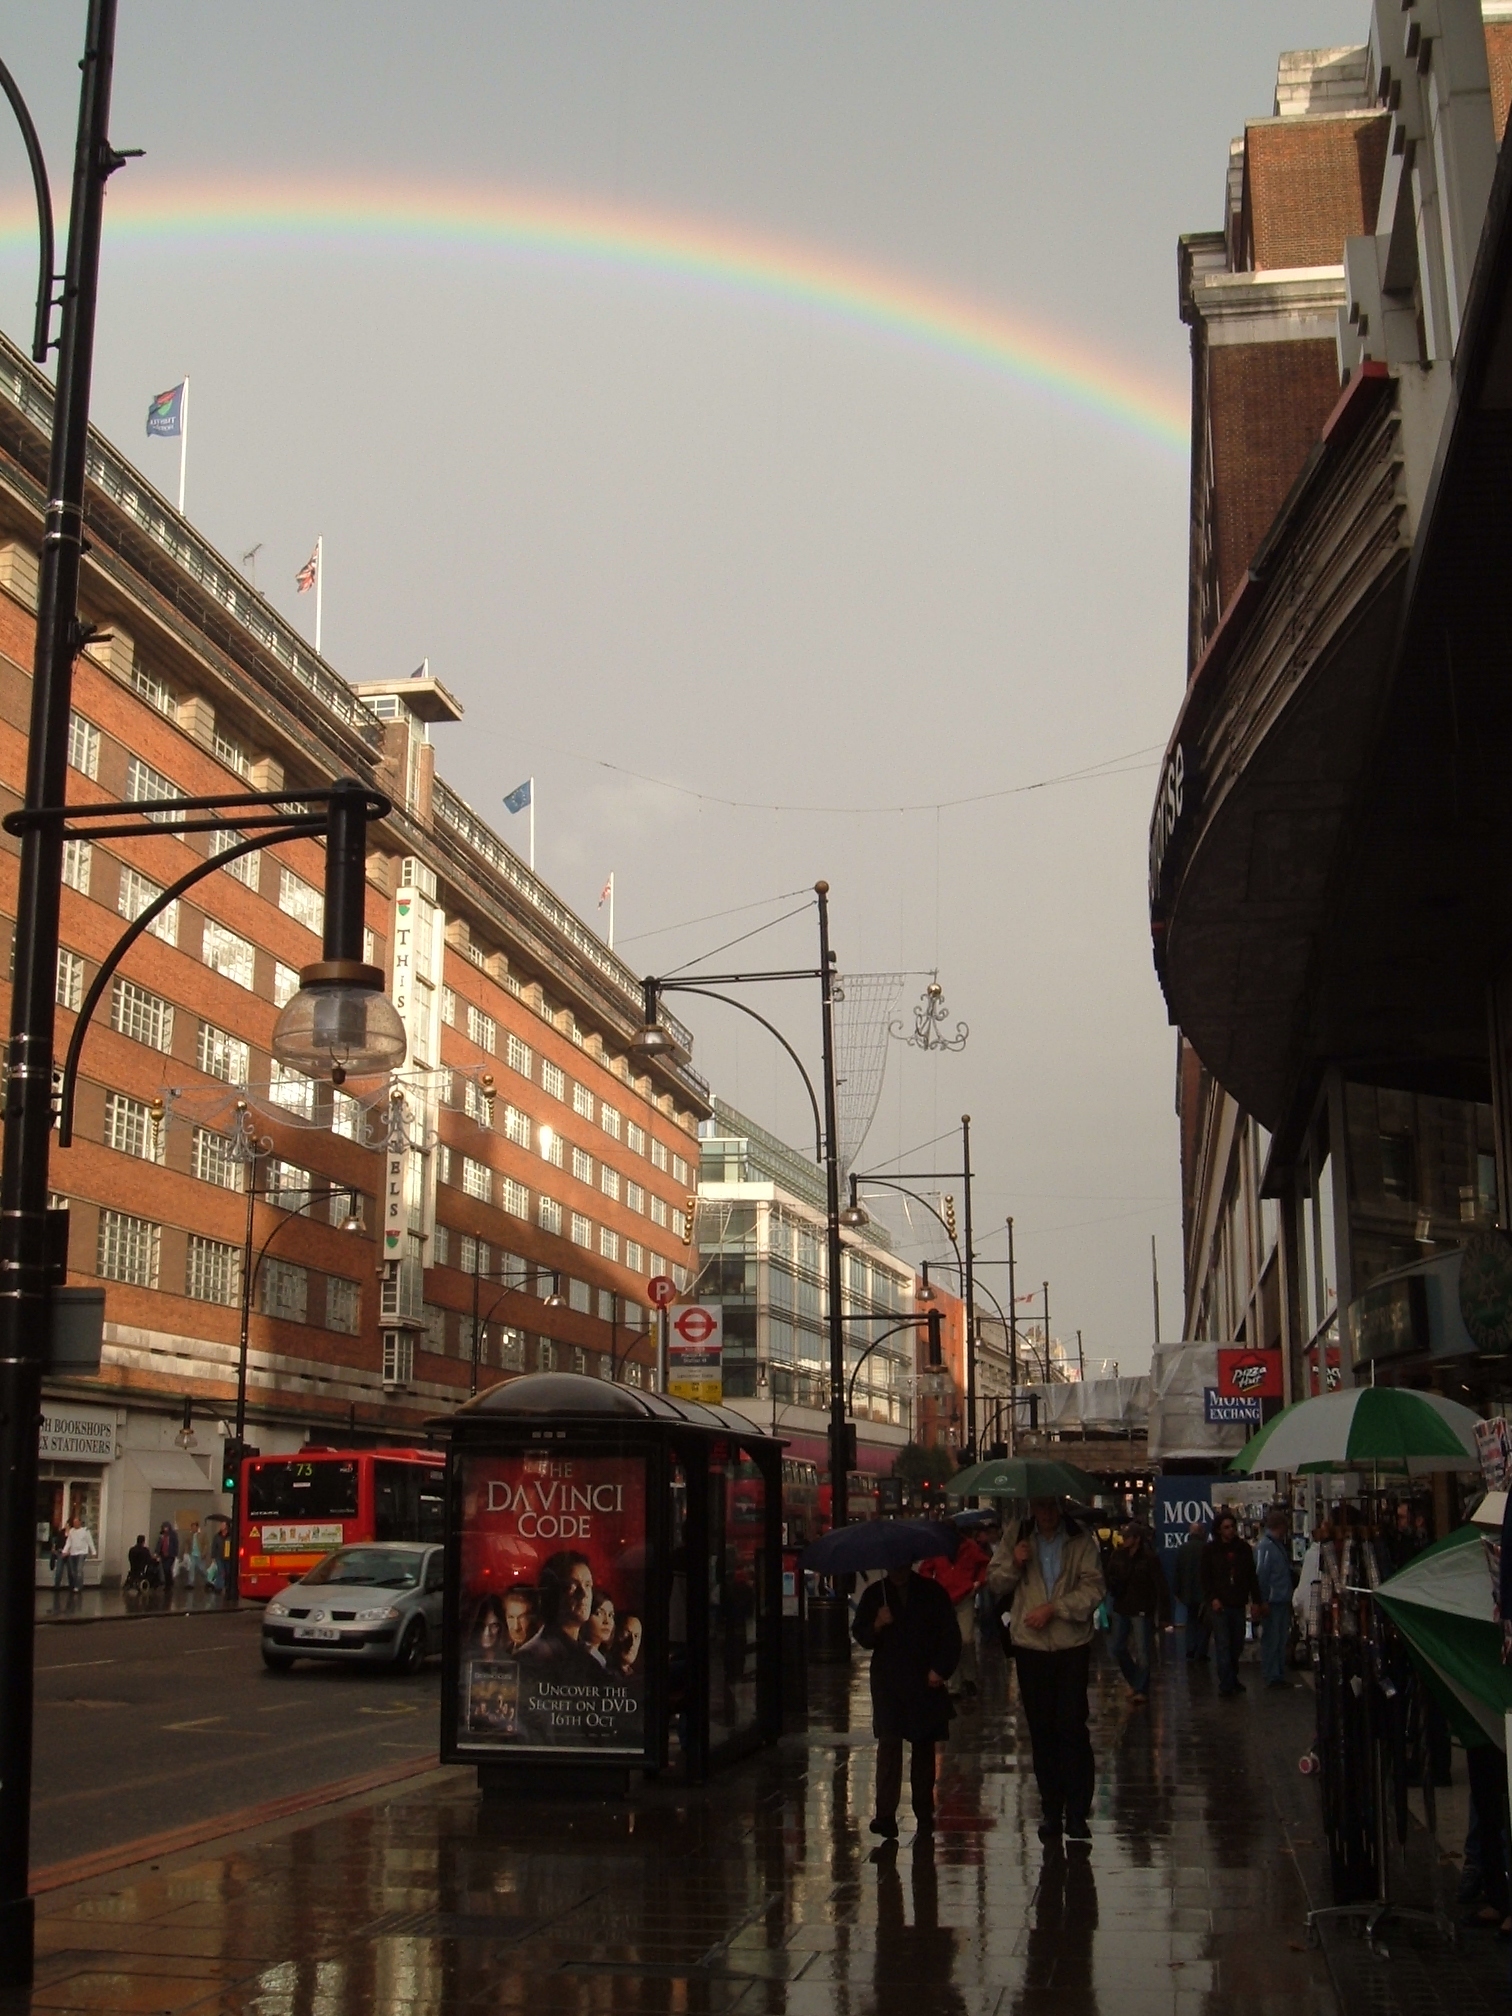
[434,1372,784,1793]
[1230,1386,1481,1949]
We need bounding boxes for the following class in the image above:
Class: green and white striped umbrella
[1374,1526,1512,1749]
[1229,1386,1480,1476]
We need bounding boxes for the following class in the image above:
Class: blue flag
[503,779,532,815]
[146,382,184,438]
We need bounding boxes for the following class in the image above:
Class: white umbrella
[1231,1386,1480,1476]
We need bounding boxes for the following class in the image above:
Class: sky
[0,1,1368,1374]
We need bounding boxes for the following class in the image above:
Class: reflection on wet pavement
[23,1642,1346,2015]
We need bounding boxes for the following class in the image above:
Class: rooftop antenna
[241,541,262,587]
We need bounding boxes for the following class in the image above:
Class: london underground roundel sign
[671,1304,718,1346]
[647,1275,677,1309]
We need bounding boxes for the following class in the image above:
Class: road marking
[161,1715,229,1731]
[357,1702,420,1717]
[256,1700,305,1714]
[35,1658,117,1673]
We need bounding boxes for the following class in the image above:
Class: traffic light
[220,1439,259,1493]
[830,1420,857,1474]
[681,1195,697,1247]
[942,1194,958,1243]
[927,1307,943,1368]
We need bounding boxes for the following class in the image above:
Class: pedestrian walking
[1104,1521,1171,1704]
[1173,1517,1210,1662]
[47,1522,67,1595]
[1254,1510,1294,1688]
[852,1562,960,1840]
[207,1520,228,1594]
[156,1519,180,1602]
[989,1496,1105,1846]
[61,1511,96,1595]
[917,1527,992,1708]
[186,1520,204,1591]
[1199,1509,1262,1697]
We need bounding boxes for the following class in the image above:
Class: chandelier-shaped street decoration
[892,975,969,1054]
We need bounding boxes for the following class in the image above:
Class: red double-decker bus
[239,1448,446,1600]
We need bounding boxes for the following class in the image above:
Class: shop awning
[127,1451,214,1491]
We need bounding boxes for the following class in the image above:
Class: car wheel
[262,1647,295,1671]
[395,1618,427,1674]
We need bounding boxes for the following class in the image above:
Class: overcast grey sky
[0,2,1367,1370]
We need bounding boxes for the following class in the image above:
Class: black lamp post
[629,880,848,1528]
[0,11,126,1979]
[470,1256,564,1396]
[839,1113,979,1456]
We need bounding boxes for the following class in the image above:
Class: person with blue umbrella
[852,1555,962,1840]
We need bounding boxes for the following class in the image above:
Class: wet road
[29,1635,1355,2015]
[32,1608,439,1869]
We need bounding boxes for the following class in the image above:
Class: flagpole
[528,776,534,872]
[177,373,188,515]
[314,534,323,657]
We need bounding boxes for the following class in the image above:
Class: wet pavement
[9,1632,1497,2015]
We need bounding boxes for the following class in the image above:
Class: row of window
[438,993,686,1176]
[62,837,322,987]
[441,1119,684,1231]
[418,1308,645,1384]
[429,1222,687,1298]
[434,1151,680,1276]
[94,1208,359,1332]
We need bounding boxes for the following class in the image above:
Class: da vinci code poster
[456,1451,648,1754]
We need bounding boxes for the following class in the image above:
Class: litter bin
[807,1587,852,1664]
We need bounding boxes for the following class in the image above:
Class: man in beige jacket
[989,1497,1105,1846]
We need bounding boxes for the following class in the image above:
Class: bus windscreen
[247,1460,359,1520]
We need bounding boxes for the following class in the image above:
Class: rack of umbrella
[1229,1385,1482,1948]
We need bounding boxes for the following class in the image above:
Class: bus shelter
[434,1372,783,1790]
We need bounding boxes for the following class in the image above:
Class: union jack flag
[295,545,319,594]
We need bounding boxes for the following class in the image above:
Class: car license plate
[293,1626,341,1642]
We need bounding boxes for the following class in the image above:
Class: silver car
[261,1541,444,1673]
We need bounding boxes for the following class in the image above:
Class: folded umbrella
[945,1456,1100,1502]
[800,1518,959,1576]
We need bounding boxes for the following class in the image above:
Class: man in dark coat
[1199,1509,1262,1698]
[853,1564,960,1839]
[1105,1521,1172,1703]
[1173,1517,1210,1661]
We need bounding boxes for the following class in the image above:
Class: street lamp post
[629,881,849,1526]
[470,1255,564,1396]
[0,10,126,1980]
[840,1111,979,1455]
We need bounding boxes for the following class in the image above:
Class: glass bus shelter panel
[453,1444,654,1762]
[707,1443,764,1753]
[667,1458,690,1769]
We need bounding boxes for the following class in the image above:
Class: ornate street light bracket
[891,975,968,1053]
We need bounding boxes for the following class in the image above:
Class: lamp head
[629,976,690,1067]
[340,1190,367,1236]
[271,960,407,1083]
[543,1272,566,1311]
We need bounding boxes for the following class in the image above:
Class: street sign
[667,1302,723,1404]
[647,1275,677,1309]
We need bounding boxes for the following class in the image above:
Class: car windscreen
[300,1548,422,1589]
[247,1460,359,1521]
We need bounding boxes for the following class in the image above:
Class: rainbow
[0,181,1189,454]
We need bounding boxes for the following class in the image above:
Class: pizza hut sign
[1216,1349,1283,1400]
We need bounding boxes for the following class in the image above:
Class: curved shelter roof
[432,1371,776,1443]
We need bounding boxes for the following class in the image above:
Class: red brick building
[0,330,710,1582]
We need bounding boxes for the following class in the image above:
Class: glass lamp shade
[271,968,407,1081]
[628,1022,690,1067]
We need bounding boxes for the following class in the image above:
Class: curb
[31,1753,450,1895]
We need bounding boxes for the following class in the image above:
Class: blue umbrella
[800,1518,959,1575]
